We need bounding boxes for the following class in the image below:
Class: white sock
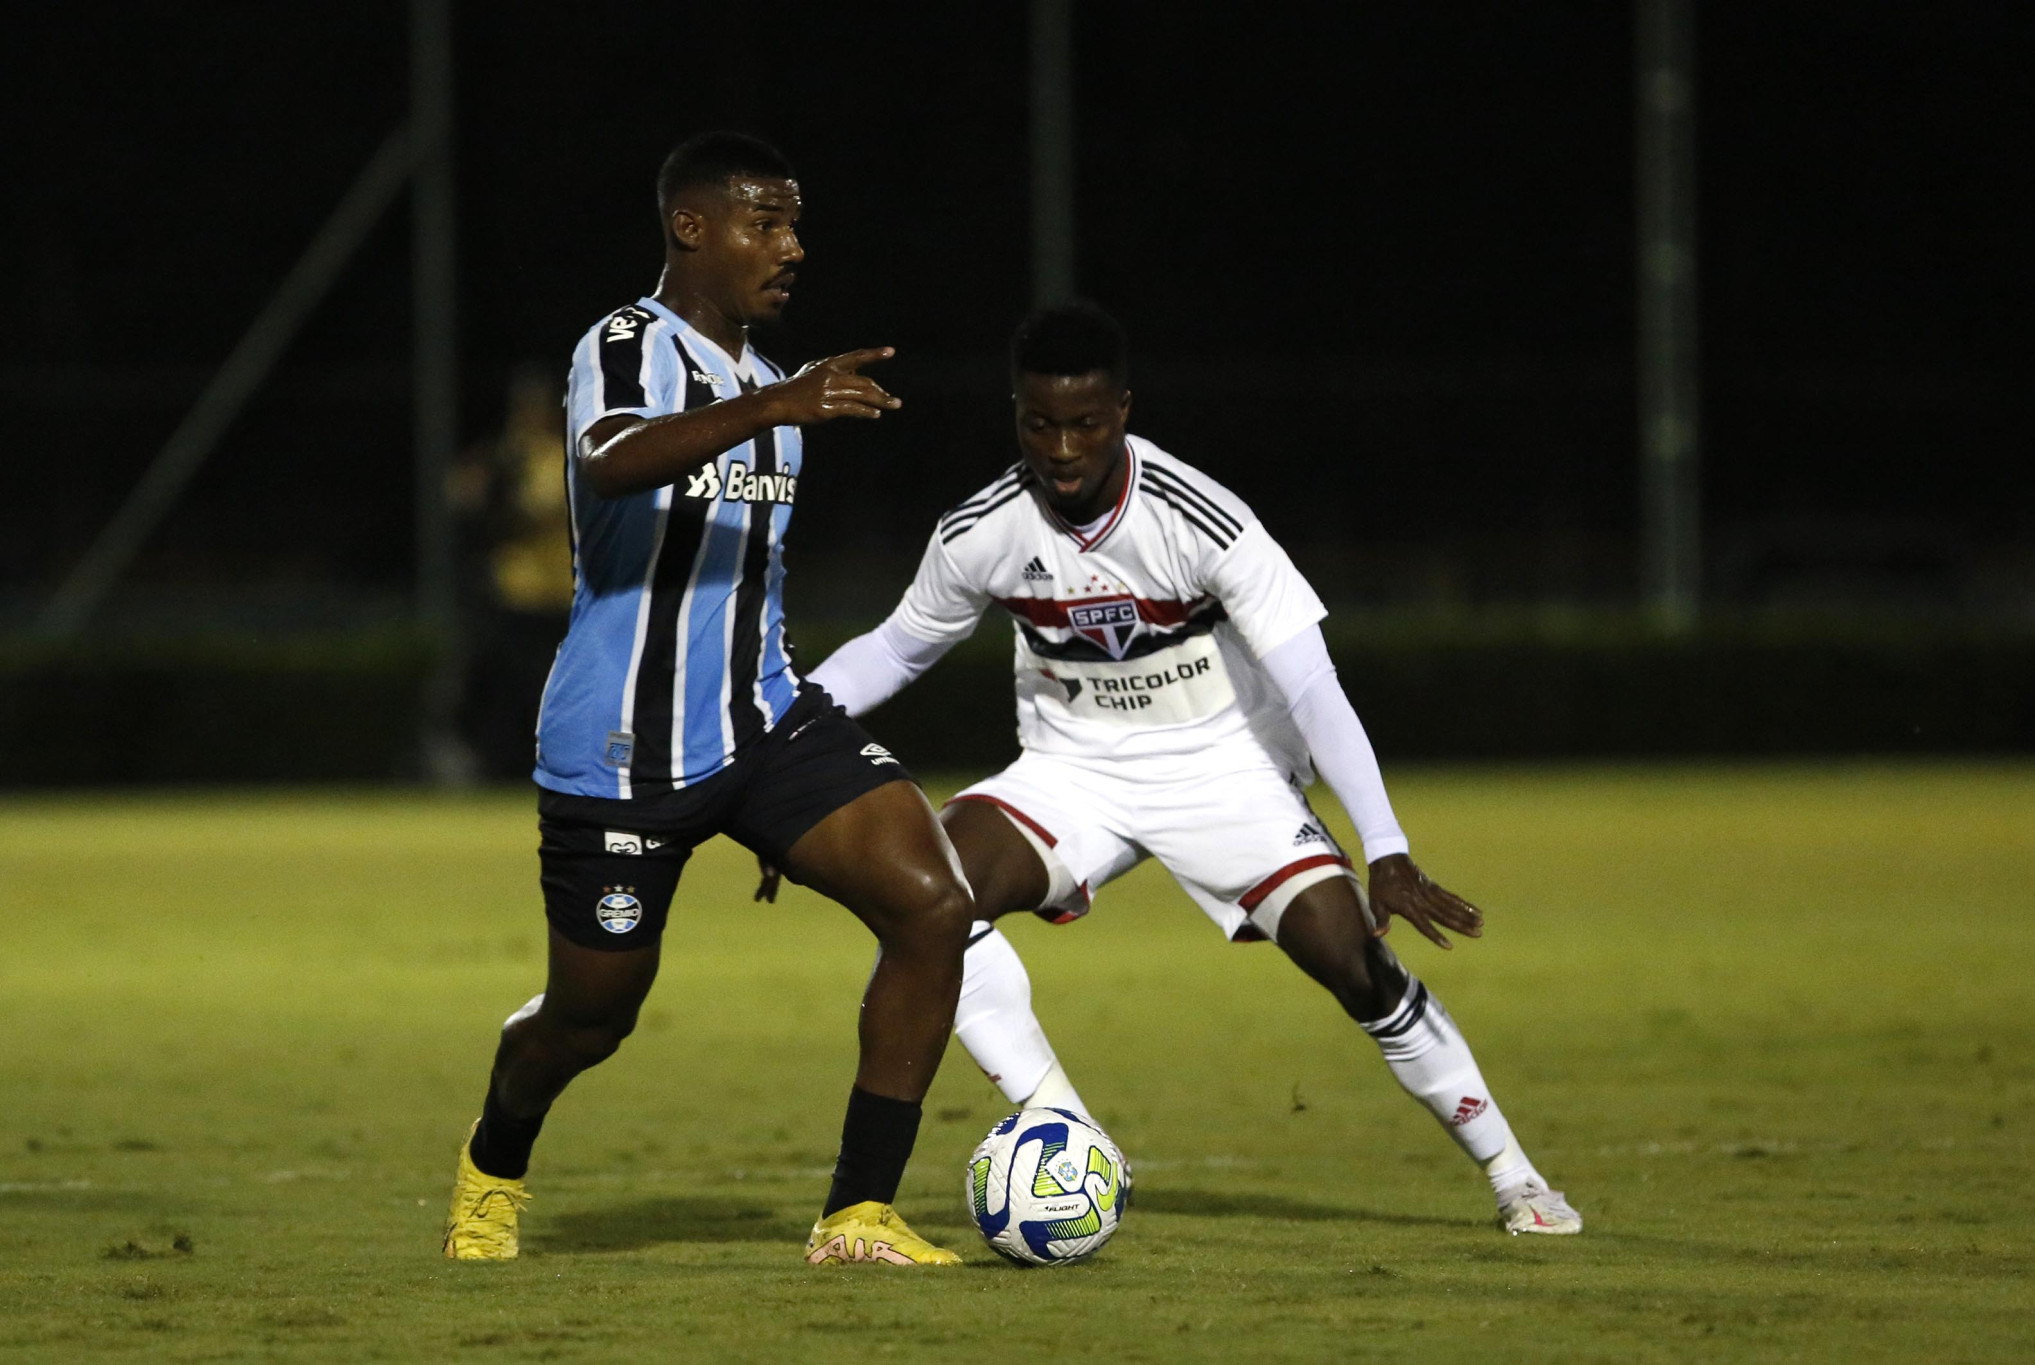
[1360,978,1544,1200]
[1020,1059,1088,1116]
[955,922,1088,1116]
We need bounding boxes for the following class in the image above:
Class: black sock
[822,1087,923,1216]
[468,1082,548,1180]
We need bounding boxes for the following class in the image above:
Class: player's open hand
[1366,853,1483,950]
[770,348,901,424]
[754,857,782,903]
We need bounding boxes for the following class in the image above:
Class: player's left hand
[1365,853,1483,950]
[754,857,782,903]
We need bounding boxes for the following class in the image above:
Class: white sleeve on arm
[808,620,954,718]
[807,528,988,718]
[1259,624,1411,862]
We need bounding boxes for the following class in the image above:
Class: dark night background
[2,3,2030,778]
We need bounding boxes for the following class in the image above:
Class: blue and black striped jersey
[534,297,803,798]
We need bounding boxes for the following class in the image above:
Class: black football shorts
[535,685,913,950]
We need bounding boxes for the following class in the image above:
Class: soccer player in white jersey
[797,303,1581,1235]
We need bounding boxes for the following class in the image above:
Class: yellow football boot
[442,1122,531,1261]
[804,1201,961,1266]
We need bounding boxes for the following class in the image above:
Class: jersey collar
[636,296,752,375]
[1043,438,1138,553]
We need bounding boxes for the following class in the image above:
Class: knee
[873,872,974,953]
[534,1005,639,1068]
[1321,943,1407,1024]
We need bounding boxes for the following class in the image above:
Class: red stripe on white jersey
[993,593,1212,629]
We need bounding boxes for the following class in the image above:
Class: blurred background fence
[3,3,2029,784]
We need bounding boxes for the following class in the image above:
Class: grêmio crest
[1066,597,1141,659]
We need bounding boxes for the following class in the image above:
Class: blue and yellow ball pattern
[966,1107,1129,1266]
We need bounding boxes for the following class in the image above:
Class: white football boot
[1497,1182,1582,1236]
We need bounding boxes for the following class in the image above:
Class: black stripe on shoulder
[1140,484,1234,549]
[940,482,1029,543]
[940,466,1024,526]
[1144,464,1243,537]
[596,306,656,410]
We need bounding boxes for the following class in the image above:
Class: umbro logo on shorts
[1021,556,1052,583]
[861,743,900,766]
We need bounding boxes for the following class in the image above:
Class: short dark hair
[1010,302,1129,388]
[655,132,795,230]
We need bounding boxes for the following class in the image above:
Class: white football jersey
[891,435,1327,773]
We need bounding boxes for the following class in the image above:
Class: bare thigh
[1275,876,1409,1023]
[939,799,1050,920]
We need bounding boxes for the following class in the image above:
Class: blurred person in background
[447,366,575,778]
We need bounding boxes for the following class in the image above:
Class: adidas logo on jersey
[685,462,798,505]
[1021,556,1052,583]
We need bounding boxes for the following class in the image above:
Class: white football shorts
[948,744,1362,943]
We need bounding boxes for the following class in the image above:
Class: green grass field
[1,765,2030,1362]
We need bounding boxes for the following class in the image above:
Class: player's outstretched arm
[808,620,954,718]
[579,347,901,498]
[1259,624,1483,949]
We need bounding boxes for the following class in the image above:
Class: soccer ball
[966,1107,1129,1266]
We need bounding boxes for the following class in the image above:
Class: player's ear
[1118,387,1133,421]
[666,206,706,253]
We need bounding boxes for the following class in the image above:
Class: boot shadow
[534,1196,808,1252]
[1132,1187,1468,1229]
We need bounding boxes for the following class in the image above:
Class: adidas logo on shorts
[1021,556,1052,583]
[1292,823,1327,846]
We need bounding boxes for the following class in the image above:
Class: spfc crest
[1067,596,1140,659]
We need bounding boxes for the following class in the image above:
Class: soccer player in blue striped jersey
[441,133,972,1267]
